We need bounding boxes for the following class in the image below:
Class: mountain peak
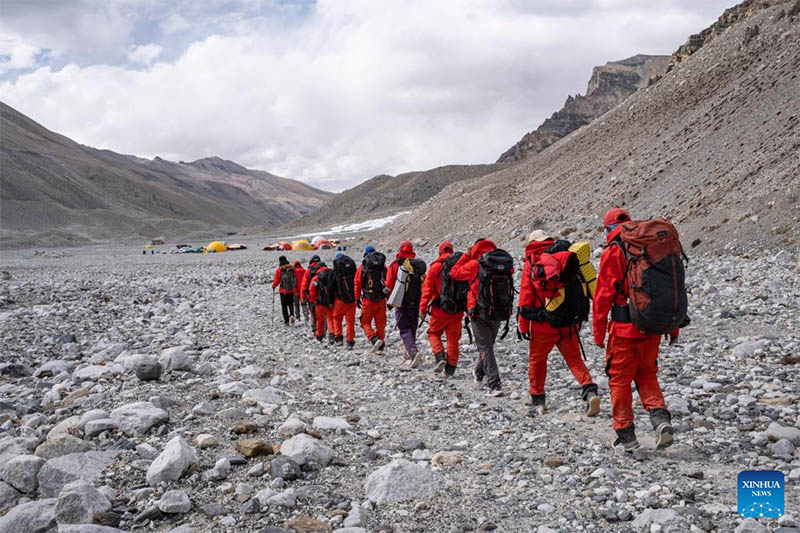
[183,156,250,175]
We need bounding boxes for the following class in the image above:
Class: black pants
[279,293,295,324]
[472,318,502,389]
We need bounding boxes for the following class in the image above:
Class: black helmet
[310,254,321,263]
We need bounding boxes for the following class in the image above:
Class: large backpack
[361,252,387,302]
[613,219,688,334]
[279,264,297,292]
[474,249,515,321]
[314,268,334,307]
[388,258,427,308]
[436,252,470,314]
[521,244,590,328]
[305,262,322,298]
[332,255,357,303]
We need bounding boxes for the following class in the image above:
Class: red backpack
[614,219,689,334]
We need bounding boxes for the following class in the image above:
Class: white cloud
[127,43,163,65]
[0,35,41,74]
[0,0,732,191]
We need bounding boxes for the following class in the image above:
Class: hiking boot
[289,316,296,325]
[581,383,600,417]
[403,347,412,361]
[529,394,546,416]
[432,352,446,373]
[315,335,324,343]
[649,408,674,449]
[335,336,344,347]
[371,338,385,353]
[410,351,422,369]
[473,359,484,385]
[369,336,378,346]
[328,334,336,345]
[377,342,385,353]
[486,386,503,397]
[613,426,641,452]
[444,363,456,377]
[346,340,355,351]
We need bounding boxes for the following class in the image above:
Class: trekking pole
[464,316,473,344]
[271,289,276,323]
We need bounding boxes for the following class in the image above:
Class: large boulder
[242,387,288,407]
[0,480,21,513]
[37,451,118,498]
[57,526,126,532]
[364,459,446,505]
[73,365,121,382]
[0,454,46,493]
[0,436,37,469]
[312,416,351,431]
[134,357,162,382]
[158,490,192,514]
[110,402,168,437]
[280,434,334,466]
[0,498,58,532]
[159,347,192,373]
[146,436,197,486]
[35,434,94,460]
[765,422,800,445]
[55,480,112,524]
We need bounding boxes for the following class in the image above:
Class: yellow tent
[206,241,227,253]
[144,244,153,249]
[291,239,314,251]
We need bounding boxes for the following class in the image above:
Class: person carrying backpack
[293,260,307,322]
[420,241,471,377]
[309,261,335,343]
[355,246,388,353]
[331,253,358,349]
[450,239,514,396]
[386,241,427,368]
[518,230,600,417]
[594,208,685,452]
[271,256,297,325]
[302,255,323,333]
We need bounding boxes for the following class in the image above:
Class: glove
[516,326,530,341]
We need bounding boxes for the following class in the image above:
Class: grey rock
[158,490,192,514]
[277,416,307,438]
[134,357,162,381]
[37,451,118,498]
[35,434,94,460]
[270,456,302,481]
[78,410,109,430]
[0,481,21,513]
[364,459,446,504]
[200,502,228,517]
[55,480,112,524]
[312,416,351,431]
[203,457,231,481]
[159,347,191,373]
[632,508,678,528]
[765,422,800,445]
[0,498,57,532]
[84,419,119,439]
[1,454,46,493]
[772,438,796,457]
[146,436,197,486]
[735,518,769,532]
[280,434,334,466]
[110,402,168,437]
[241,497,261,514]
[57,526,125,532]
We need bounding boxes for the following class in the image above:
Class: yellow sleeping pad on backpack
[569,241,597,298]
[544,288,565,312]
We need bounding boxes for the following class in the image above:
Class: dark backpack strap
[499,319,510,341]
[464,316,473,344]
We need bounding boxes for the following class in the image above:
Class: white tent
[311,235,326,245]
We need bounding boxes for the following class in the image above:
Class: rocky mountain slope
[0,103,333,247]
[496,54,669,163]
[390,0,800,256]
[290,164,506,230]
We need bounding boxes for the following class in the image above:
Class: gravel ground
[0,244,798,533]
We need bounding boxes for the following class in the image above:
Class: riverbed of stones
[0,247,798,533]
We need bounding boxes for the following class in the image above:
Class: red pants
[428,313,462,366]
[332,300,357,342]
[528,331,593,396]
[315,305,334,338]
[605,335,666,430]
[360,300,387,341]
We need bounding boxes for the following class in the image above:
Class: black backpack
[436,252,470,314]
[305,262,322,298]
[397,258,427,308]
[279,264,296,292]
[361,252,387,302]
[474,249,514,321]
[314,268,334,307]
[332,255,357,303]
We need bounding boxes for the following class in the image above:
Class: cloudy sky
[0,0,733,191]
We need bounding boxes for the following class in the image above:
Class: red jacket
[518,239,580,335]
[593,227,677,344]
[354,264,387,304]
[419,252,471,319]
[272,265,297,294]
[449,240,506,315]
[293,264,306,294]
[308,266,330,306]
[385,247,416,293]
[300,261,319,302]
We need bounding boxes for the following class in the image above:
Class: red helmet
[438,241,454,255]
[398,240,413,253]
[603,208,631,228]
